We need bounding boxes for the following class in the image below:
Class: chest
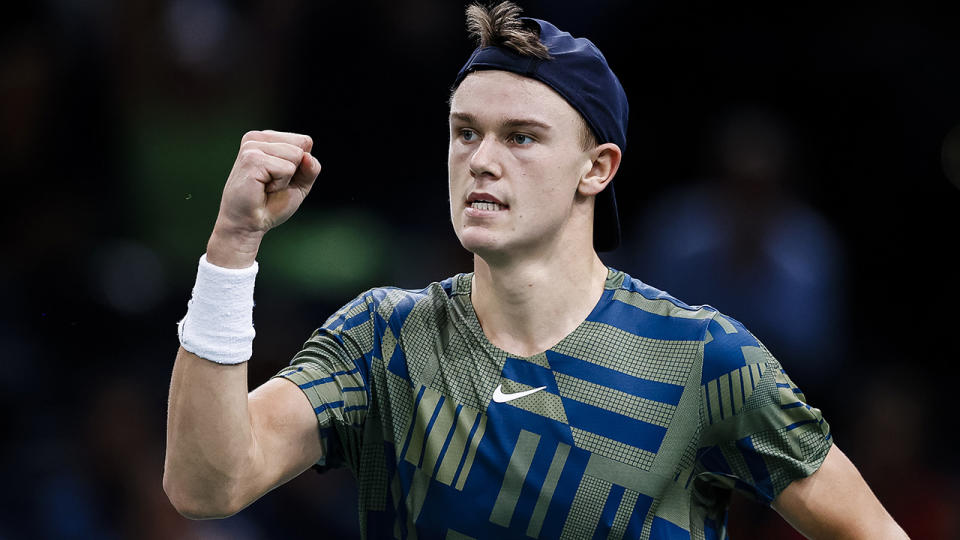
[374,331,701,538]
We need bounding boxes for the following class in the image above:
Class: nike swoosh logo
[492,384,547,403]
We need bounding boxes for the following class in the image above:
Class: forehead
[450,70,581,127]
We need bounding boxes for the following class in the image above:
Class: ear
[578,143,622,197]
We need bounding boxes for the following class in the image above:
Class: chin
[458,232,497,254]
[457,228,506,257]
[459,232,542,267]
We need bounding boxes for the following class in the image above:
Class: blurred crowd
[3,1,959,538]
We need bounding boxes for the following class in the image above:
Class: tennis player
[164,3,907,538]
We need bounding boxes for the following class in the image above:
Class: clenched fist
[206,130,322,268]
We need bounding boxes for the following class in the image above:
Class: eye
[510,133,534,145]
[459,129,477,142]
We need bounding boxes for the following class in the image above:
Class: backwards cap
[452,16,629,251]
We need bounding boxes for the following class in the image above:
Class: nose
[468,135,503,179]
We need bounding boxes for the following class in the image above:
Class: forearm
[164,232,264,517]
[162,130,322,518]
[163,347,259,518]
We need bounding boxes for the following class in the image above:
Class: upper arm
[772,444,909,539]
[244,377,325,501]
[239,291,380,505]
[696,314,833,504]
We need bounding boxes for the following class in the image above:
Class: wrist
[206,226,264,269]
[177,253,259,365]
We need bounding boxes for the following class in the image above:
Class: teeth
[471,201,504,211]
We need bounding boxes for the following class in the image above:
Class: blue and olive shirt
[275,269,831,539]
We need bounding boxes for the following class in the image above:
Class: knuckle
[237,148,263,166]
[279,142,303,158]
[241,130,261,144]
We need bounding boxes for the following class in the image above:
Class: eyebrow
[449,112,552,131]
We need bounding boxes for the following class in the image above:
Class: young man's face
[448,70,595,261]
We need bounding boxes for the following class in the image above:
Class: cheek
[550,159,586,197]
[527,165,579,223]
[448,149,470,182]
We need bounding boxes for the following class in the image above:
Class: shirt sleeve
[693,312,833,506]
[273,290,378,473]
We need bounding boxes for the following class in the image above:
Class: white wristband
[177,253,258,364]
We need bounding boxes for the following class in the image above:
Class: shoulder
[321,274,469,333]
[600,269,769,384]
[700,311,771,386]
[589,268,718,342]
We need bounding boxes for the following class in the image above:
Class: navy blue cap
[453,17,629,251]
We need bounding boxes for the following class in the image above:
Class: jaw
[452,191,510,250]
[458,202,597,269]
[456,216,566,268]
[456,218,507,255]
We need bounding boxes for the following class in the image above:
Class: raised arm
[163,130,324,518]
[772,444,909,539]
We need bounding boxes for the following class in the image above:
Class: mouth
[466,192,508,212]
[468,200,507,211]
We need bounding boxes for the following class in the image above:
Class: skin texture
[449,70,602,261]
[449,70,622,357]
[164,351,320,517]
[163,130,326,517]
[773,446,909,539]
[164,81,909,539]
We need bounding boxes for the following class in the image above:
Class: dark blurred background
[3,0,959,538]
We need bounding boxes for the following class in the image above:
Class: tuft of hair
[465,1,551,60]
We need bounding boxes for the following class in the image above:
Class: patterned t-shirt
[275,269,832,539]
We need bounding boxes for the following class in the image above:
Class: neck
[470,246,608,357]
